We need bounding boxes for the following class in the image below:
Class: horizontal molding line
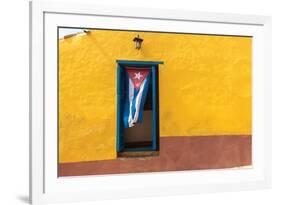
[116,60,164,66]
[160,134,252,137]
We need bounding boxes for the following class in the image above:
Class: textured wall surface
[59,30,252,163]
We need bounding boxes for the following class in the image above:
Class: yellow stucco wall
[59,29,252,163]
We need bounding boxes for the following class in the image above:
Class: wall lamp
[133,35,143,50]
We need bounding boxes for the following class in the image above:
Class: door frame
[116,60,163,152]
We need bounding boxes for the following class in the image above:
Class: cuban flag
[123,67,151,128]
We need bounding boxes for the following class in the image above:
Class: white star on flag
[134,72,143,80]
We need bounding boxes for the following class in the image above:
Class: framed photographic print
[29,0,272,204]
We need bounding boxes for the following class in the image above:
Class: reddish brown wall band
[58,135,251,177]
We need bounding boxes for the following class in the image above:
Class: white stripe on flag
[128,78,134,127]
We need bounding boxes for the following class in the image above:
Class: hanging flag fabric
[123,67,151,128]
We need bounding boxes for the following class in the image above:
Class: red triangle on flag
[125,67,151,89]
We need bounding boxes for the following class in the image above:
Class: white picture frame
[29,1,272,204]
